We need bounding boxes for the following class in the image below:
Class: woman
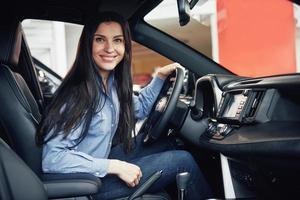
[36,12,212,200]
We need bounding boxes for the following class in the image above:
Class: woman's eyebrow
[94,34,123,38]
[94,34,105,37]
[113,35,124,38]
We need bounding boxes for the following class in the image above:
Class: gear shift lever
[176,171,190,200]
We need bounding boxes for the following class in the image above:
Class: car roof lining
[6,0,148,24]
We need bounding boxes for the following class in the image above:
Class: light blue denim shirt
[42,76,164,177]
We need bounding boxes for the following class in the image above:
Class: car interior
[1,0,300,199]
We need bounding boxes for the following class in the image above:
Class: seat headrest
[0,21,22,67]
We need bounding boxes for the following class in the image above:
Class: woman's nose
[104,41,114,53]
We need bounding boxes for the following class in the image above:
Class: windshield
[145,0,300,77]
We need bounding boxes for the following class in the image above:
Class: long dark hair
[36,12,135,152]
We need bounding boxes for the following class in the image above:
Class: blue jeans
[94,134,213,200]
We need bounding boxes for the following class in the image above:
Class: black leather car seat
[0,21,41,172]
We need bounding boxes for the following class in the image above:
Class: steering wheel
[141,67,185,144]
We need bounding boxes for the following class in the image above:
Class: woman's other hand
[108,159,142,187]
[155,63,182,80]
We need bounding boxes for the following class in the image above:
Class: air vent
[240,79,262,85]
[247,91,264,117]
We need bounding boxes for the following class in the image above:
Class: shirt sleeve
[134,76,164,120]
[42,125,109,178]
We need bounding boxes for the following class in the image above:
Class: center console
[206,89,265,140]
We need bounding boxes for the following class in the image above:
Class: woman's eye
[114,38,123,43]
[95,37,104,43]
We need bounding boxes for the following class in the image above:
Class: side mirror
[177,0,190,26]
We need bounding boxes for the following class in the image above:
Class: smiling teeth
[101,56,116,62]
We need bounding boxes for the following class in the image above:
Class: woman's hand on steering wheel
[155,63,182,80]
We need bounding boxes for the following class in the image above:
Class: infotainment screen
[217,89,264,124]
[222,93,247,118]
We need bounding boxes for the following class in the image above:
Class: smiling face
[92,21,125,79]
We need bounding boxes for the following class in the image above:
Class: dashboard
[176,73,300,198]
[179,73,300,157]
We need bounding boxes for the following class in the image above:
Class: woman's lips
[100,55,117,62]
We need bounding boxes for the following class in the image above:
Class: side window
[132,41,172,92]
[22,20,82,96]
[22,20,82,78]
[22,19,172,94]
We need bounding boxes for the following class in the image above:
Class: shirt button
[110,104,113,108]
